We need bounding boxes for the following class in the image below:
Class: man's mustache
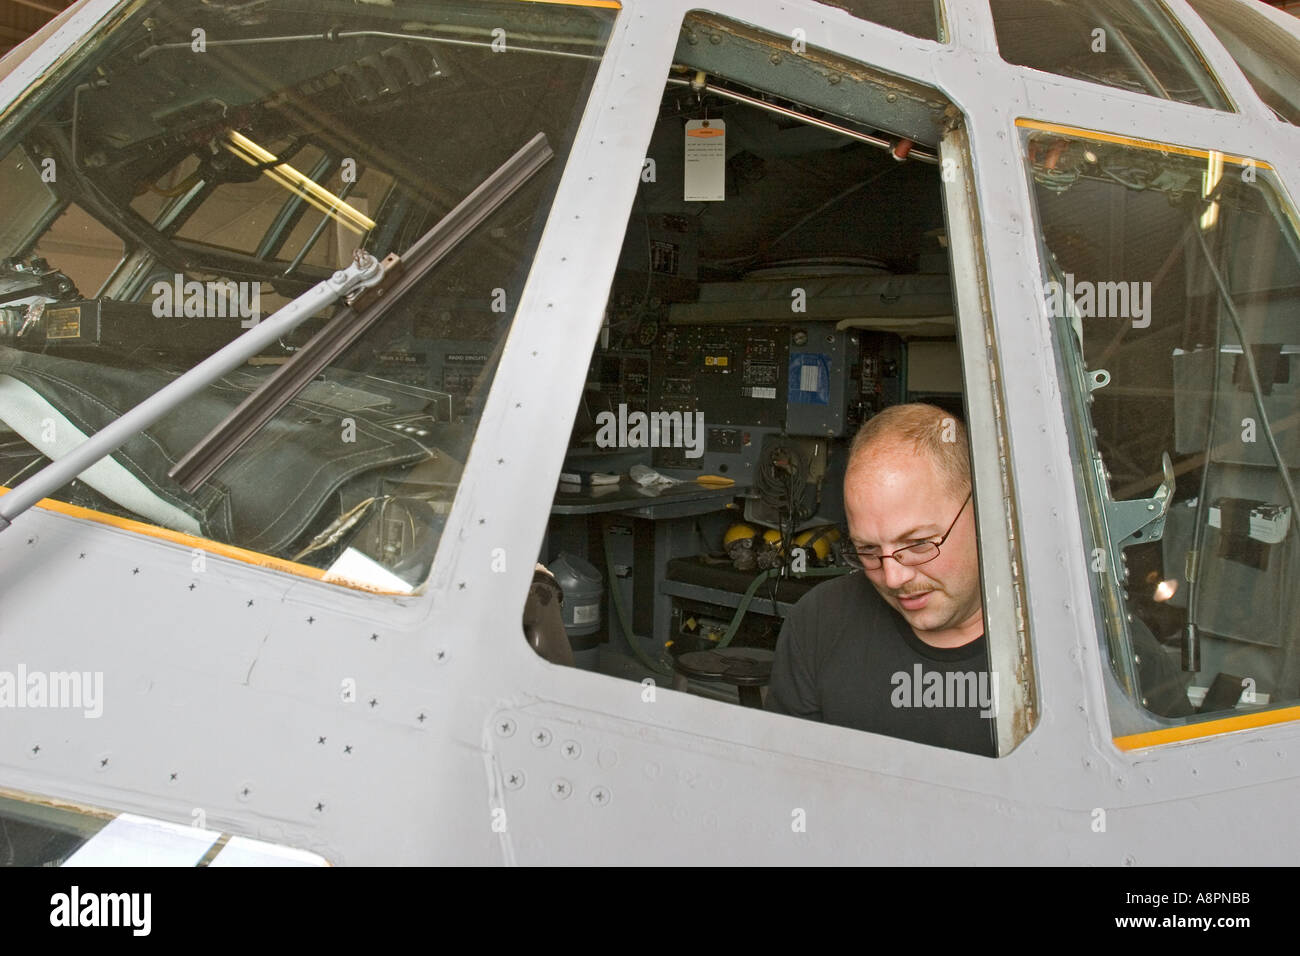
[893,587,935,598]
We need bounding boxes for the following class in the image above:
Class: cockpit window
[989,0,1232,111]
[0,0,614,593]
[1023,120,1300,738]
[1185,0,1300,125]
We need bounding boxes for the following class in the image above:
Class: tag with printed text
[684,119,726,202]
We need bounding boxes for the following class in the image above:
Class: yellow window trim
[1114,705,1300,751]
[518,0,621,8]
[0,485,404,594]
[1015,118,1274,170]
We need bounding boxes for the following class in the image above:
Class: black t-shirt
[766,571,997,756]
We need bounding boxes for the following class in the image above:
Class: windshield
[0,0,614,592]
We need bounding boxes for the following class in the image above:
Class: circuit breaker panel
[586,322,903,480]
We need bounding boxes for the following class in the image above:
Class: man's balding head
[847,403,969,498]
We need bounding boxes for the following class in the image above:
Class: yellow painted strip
[517,0,621,8]
[1114,705,1300,751]
[0,484,326,581]
[1016,118,1274,170]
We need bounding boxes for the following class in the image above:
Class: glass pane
[1186,0,1300,125]
[277,167,395,271]
[173,142,328,254]
[990,0,1231,110]
[811,0,946,42]
[130,154,201,226]
[0,145,58,252]
[30,204,125,298]
[1024,120,1300,724]
[0,0,615,593]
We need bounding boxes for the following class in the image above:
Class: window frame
[940,121,1038,755]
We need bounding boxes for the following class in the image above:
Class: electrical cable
[756,440,808,521]
[1191,218,1300,530]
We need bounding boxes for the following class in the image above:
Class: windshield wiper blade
[169,130,553,493]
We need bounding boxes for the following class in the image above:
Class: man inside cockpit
[766,404,997,755]
[767,403,1192,753]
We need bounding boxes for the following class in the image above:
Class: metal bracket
[1096,451,1175,581]
[344,251,403,311]
[1087,368,1111,392]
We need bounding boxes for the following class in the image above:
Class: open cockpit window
[0,0,614,592]
[1023,120,1300,739]
[530,12,1033,758]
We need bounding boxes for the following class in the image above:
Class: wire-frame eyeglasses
[845,491,972,570]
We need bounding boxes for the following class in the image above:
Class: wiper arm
[170,130,553,492]
[0,251,391,532]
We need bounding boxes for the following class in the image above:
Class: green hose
[716,565,854,648]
